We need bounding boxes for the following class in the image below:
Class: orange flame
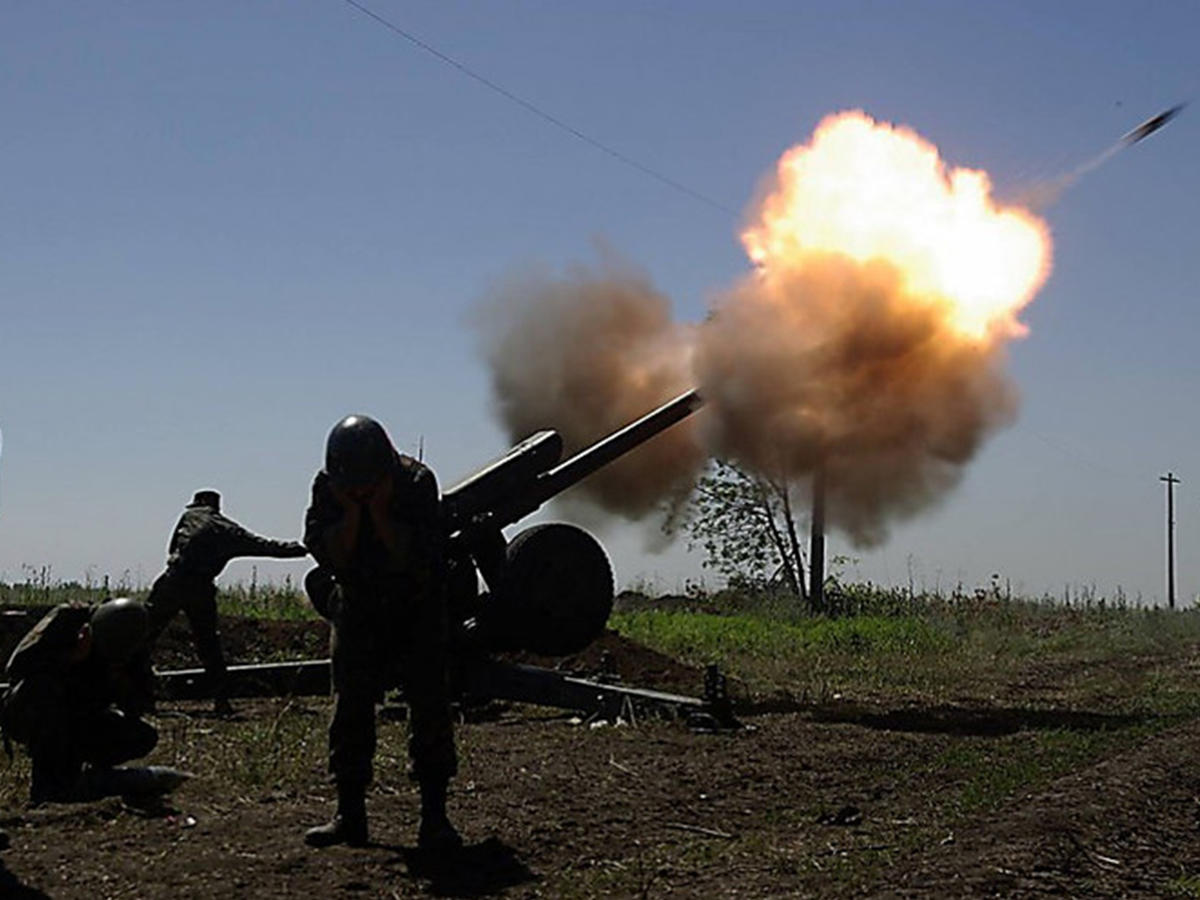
[741,110,1052,341]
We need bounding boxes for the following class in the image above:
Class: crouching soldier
[1,598,159,804]
[302,415,460,852]
[145,490,308,714]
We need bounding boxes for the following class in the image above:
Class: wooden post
[810,462,826,613]
[1161,472,1181,610]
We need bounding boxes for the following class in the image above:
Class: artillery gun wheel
[495,522,614,656]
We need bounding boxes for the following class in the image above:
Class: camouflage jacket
[2,605,154,739]
[303,453,443,592]
[165,504,305,580]
[5,604,93,683]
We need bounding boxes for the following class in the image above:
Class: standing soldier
[145,490,307,714]
[1,598,163,803]
[302,415,460,852]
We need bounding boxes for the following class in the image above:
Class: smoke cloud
[694,253,1018,546]
[477,250,705,518]
[476,111,1051,547]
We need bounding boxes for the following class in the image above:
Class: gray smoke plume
[476,250,704,519]
[477,248,1021,548]
[693,253,1019,546]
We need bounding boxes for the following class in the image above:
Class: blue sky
[1,1,1197,602]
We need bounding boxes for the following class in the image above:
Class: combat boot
[213,696,236,718]
[304,787,368,848]
[29,756,85,805]
[417,779,462,853]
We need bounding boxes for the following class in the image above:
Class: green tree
[670,459,809,604]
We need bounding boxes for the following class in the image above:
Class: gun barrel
[442,429,563,533]
[491,389,704,526]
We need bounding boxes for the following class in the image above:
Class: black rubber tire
[496,522,614,656]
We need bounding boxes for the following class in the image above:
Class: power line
[338,0,737,217]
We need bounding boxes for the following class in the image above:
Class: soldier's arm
[411,465,444,564]
[304,472,361,570]
[367,471,408,562]
[230,523,308,560]
[217,514,307,561]
[111,651,156,716]
[378,463,443,575]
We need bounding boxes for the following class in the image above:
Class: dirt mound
[0,606,330,674]
[499,628,705,695]
[1,607,701,699]
[165,616,330,669]
[612,589,695,613]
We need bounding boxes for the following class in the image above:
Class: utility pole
[1160,472,1181,610]
[810,462,827,613]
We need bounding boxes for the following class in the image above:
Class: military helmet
[90,598,149,662]
[190,489,221,511]
[325,415,395,488]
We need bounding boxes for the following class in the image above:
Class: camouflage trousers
[4,681,158,803]
[326,580,457,793]
[145,568,228,697]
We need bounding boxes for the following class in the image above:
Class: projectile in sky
[1120,104,1186,146]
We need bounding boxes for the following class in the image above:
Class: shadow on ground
[741,696,1150,736]
[810,702,1150,736]
[389,837,536,897]
[0,862,51,900]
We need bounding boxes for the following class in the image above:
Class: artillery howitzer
[441,388,704,657]
[161,390,739,728]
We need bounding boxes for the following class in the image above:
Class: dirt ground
[2,608,1200,898]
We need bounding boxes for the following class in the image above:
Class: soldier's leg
[182,582,231,713]
[399,612,460,852]
[78,708,158,768]
[13,687,84,804]
[27,709,158,804]
[143,571,184,646]
[28,737,84,804]
[306,598,376,848]
[400,650,456,786]
[67,709,172,799]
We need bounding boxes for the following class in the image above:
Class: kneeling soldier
[2,598,158,804]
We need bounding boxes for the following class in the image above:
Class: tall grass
[0,570,316,621]
[614,609,948,659]
[215,571,316,621]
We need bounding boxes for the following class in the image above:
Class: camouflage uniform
[145,498,306,697]
[2,605,157,803]
[303,454,456,800]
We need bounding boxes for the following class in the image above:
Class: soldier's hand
[367,472,394,519]
[329,479,362,512]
